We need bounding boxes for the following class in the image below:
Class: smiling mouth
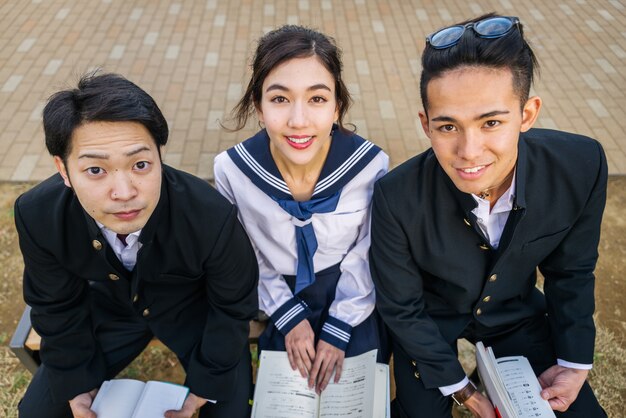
[460,165,486,174]
[287,135,313,144]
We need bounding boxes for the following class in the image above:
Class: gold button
[142,308,150,317]
[414,371,420,379]
[92,240,102,250]
[483,296,491,302]
[411,360,417,367]
[133,294,139,303]
[489,274,497,282]
[463,218,471,226]
[108,273,119,281]
[478,244,489,250]
[476,308,482,315]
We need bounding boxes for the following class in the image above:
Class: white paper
[90,379,189,418]
[496,357,555,418]
[475,342,556,418]
[91,379,145,418]
[252,350,319,418]
[132,381,189,418]
[252,350,385,418]
[318,350,376,417]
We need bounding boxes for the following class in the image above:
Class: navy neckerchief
[227,126,382,293]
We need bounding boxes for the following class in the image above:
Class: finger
[286,345,298,371]
[317,360,335,394]
[547,398,569,412]
[165,407,192,418]
[301,345,314,373]
[70,404,95,418]
[295,350,308,378]
[309,355,324,388]
[333,357,343,383]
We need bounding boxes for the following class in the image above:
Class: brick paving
[0,0,624,181]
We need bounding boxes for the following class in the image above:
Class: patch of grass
[0,347,29,418]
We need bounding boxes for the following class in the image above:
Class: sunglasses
[426,16,520,49]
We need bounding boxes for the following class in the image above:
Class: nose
[457,129,484,161]
[110,171,137,201]
[287,100,309,129]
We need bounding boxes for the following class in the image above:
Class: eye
[438,124,457,133]
[86,167,105,176]
[134,161,151,171]
[270,96,288,104]
[484,120,500,128]
[310,96,328,104]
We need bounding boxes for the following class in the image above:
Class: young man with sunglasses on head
[370,13,607,418]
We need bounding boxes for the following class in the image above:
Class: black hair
[420,13,539,114]
[43,71,168,160]
[228,25,352,132]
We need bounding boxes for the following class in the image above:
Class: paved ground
[1,0,625,181]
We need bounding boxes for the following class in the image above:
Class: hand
[285,319,316,378]
[308,340,345,394]
[69,389,98,418]
[538,365,588,412]
[463,391,497,418]
[165,393,208,418]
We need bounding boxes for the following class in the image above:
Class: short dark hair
[43,72,169,160]
[420,13,538,114]
[228,25,352,132]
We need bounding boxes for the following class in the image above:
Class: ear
[418,110,432,139]
[53,156,72,188]
[520,96,542,132]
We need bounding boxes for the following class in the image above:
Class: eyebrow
[431,110,510,123]
[265,83,332,93]
[78,146,151,160]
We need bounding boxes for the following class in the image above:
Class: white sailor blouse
[214,128,388,350]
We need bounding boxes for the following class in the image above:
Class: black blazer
[369,128,608,389]
[15,165,259,402]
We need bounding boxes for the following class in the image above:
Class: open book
[251,349,389,418]
[475,342,556,418]
[90,379,189,418]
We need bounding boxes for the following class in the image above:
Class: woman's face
[256,56,339,170]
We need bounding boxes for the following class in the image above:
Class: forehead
[69,121,156,155]
[262,56,335,89]
[426,66,519,115]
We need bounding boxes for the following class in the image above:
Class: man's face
[419,66,540,201]
[55,121,162,234]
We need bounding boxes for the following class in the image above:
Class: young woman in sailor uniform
[214,25,389,393]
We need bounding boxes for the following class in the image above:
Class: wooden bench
[10,306,267,374]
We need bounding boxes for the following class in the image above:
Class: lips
[456,164,489,179]
[285,135,314,149]
[113,209,141,220]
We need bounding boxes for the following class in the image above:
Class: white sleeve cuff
[557,359,592,370]
[439,376,469,396]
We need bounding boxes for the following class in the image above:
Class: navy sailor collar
[227,125,382,200]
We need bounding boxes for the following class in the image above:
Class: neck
[477,169,515,210]
[270,139,331,184]
[269,137,332,201]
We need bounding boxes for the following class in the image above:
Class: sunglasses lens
[474,17,514,38]
[429,26,465,48]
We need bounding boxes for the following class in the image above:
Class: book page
[318,349,377,418]
[90,379,145,418]
[132,381,189,418]
[475,342,517,418]
[372,363,390,418]
[252,350,319,418]
[496,357,556,418]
